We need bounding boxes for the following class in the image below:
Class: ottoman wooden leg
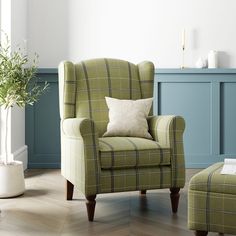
[66,180,74,200]
[140,190,147,195]
[195,230,208,236]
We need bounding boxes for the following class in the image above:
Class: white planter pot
[0,161,25,198]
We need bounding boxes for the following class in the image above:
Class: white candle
[182,29,185,49]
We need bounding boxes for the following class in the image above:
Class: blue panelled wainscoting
[26,68,236,168]
[26,69,60,168]
[155,69,236,168]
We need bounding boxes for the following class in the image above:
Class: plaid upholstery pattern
[189,162,236,195]
[74,58,144,136]
[188,162,236,235]
[138,61,154,115]
[99,137,171,169]
[100,166,172,193]
[61,118,101,195]
[58,58,186,196]
[59,61,77,119]
[148,115,186,187]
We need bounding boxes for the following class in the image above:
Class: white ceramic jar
[208,50,218,68]
[0,161,25,198]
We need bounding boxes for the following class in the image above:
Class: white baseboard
[13,145,28,170]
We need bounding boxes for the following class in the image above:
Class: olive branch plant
[0,35,48,165]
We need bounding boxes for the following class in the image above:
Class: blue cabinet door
[155,69,236,168]
[26,69,61,168]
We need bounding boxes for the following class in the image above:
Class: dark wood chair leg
[195,230,208,236]
[170,187,180,213]
[140,190,147,195]
[86,195,96,221]
[66,180,74,200]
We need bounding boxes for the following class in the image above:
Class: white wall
[28,0,236,68]
[11,0,27,50]
[11,0,28,169]
[28,0,69,68]
[0,0,28,169]
[11,0,27,153]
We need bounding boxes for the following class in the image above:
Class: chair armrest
[61,118,100,195]
[148,115,185,147]
[62,117,96,139]
[148,115,186,188]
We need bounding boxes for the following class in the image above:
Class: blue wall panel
[220,82,236,154]
[26,69,60,168]
[155,69,236,168]
[158,82,211,163]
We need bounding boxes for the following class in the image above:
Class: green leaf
[0,35,49,108]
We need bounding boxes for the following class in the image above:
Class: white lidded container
[0,161,25,198]
[208,50,218,68]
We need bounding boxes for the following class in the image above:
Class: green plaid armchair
[58,58,185,221]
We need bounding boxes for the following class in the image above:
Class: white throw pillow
[103,97,153,139]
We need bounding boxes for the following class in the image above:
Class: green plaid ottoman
[188,162,236,236]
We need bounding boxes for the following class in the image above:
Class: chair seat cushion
[189,162,236,195]
[99,137,171,169]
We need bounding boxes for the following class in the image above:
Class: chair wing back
[59,58,154,136]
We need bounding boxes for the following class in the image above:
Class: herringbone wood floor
[0,169,233,236]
